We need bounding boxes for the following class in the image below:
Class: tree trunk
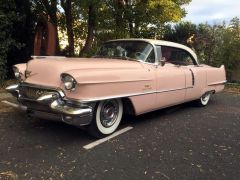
[49,15,60,55]
[128,21,134,37]
[61,0,74,56]
[80,4,96,56]
[125,0,134,37]
[42,0,60,54]
[115,0,125,38]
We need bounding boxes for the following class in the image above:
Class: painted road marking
[83,126,133,150]
[1,100,19,108]
[1,100,27,111]
[1,100,133,148]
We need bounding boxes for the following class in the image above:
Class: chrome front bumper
[6,84,94,126]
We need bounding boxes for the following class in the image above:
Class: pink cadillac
[6,39,226,137]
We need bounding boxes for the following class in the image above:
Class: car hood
[24,57,144,87]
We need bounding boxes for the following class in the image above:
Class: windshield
[95,41,155,63]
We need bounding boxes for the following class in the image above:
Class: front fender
[14,63,27,80]
[62,68,156,102]
[63,68,152,84]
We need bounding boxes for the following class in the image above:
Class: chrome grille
[19,86,57,100]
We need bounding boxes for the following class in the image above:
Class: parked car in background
[6,39,226,138]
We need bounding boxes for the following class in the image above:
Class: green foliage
[163,17,240,81]
[7,0,35,69]
[3,0,240,83]
[0,0,34,84]
[164,21,197,45]
[57,0,191,55]
[0,0,23,84]
[214,18,240,81]
[96,0,191,40]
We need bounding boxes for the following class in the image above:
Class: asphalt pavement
[0,92,239,180]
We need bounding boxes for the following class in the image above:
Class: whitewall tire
[88,99,123,138]
[196,93,211,107]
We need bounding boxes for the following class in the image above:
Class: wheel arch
[122,97,136,116]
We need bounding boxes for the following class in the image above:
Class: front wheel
[88,99,123,138]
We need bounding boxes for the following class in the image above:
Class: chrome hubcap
[100,100,119,127]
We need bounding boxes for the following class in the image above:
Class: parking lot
[0,92,239,180]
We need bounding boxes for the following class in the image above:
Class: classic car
[6,39,226,138]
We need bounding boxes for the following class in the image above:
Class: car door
[155,46,191,108]
[185,65,207,101]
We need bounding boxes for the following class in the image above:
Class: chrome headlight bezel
[13,66,21,79]
[61,73,77,91]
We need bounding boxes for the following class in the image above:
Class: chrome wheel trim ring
[100,100,119,128]
[96,99,123,135]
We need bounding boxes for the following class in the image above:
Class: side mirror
[159,57,166,66]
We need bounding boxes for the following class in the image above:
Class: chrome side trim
[77,78,153,85]
[208,80,227,86]
[70,91,156,103]
[76,86,193,103]
[156,86,193,94]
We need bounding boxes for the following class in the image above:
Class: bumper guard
[6,84,93,126]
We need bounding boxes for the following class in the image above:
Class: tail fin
[220,65,225,69]
[220,65,227,82]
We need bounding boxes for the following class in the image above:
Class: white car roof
[107,38,198,64]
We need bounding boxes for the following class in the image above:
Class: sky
[183,0,240,24]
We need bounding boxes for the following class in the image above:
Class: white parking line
[83,126,133,150]
[2,100,133,149]
[1,100,19,108]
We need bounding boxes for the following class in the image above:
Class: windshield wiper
[93,55,142,62]
[92,55,105,58]
[110,56,142,62]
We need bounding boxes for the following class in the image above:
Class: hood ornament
[25,70,32,78]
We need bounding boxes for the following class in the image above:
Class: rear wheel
[88,99,123,138]
[195,93,211,107]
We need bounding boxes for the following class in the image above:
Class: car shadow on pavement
[122,101,198,126]
[2,110,97,144]
[0,99,213,145]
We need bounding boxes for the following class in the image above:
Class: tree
[32,0,60,53]
[79,1,97,56]
[215,18,240,81]
[125,0,192,38]
[0,0,26,83]
[163,18,240,81]
[94,0,191,45]
[7,0,35,76]
[60,0,75,56]
[164,21,197,45]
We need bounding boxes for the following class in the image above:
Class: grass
[0,79,18,93]
[224,83,240,94]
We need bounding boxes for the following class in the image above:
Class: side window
[161,46,195,65]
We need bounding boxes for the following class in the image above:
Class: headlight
[61,73,76,91]
[13,67,21,79]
